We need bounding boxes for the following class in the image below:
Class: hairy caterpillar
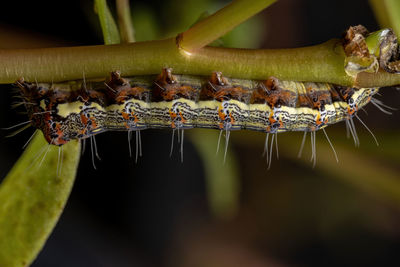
[14,67,383,167]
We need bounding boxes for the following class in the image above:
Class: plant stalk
[116,0,135,43]
[1,37,400,87]
[178,0,276,52]
[94,0,121,44]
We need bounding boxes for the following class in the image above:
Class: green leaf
[94,0,121,44]
[0,131,81,267]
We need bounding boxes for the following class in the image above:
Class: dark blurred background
[1,0,400,266]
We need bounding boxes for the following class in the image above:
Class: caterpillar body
[17,68,378,148]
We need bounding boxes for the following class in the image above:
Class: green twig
[95,0,121,44]
[178,0,276,52]
[0,39,346,84]
[2,37,400,87]
[116,0,135,43]
[356,69,400,87]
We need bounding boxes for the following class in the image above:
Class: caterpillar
[14,67,383,167]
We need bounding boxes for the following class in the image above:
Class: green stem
[0,39,349,84]
[94,0,121,45]
[116,0,135,43]
[179,0,276,52]
[356,69,400,87]
[1,38,400,87]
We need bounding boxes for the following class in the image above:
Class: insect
[12,67,384,169]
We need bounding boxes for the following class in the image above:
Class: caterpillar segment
[151,67,199,129]
[16,68,379,146]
